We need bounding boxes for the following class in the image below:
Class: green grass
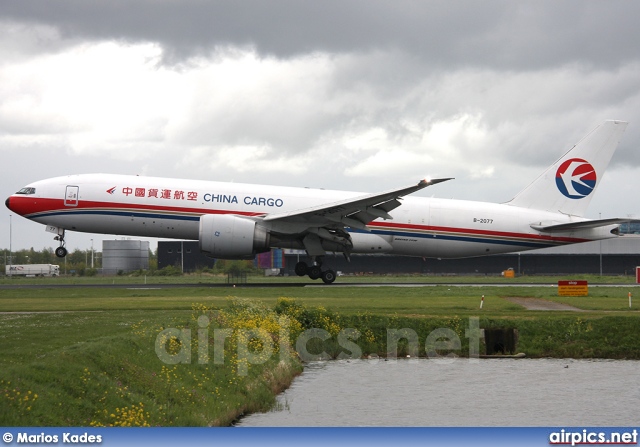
[0,283,637,315]
[1,281,640,426]
[0,308,302,426]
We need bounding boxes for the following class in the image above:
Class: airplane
[5,120,636,284]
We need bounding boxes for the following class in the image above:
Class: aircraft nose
[5,197,11,211]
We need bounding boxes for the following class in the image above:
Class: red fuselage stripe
[9,196,264,218]
[368,221,587,244]
[9,195,590,245]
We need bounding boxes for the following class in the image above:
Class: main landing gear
[54,230,67,258]
[294,260,336,284]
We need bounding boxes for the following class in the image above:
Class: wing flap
[376,199,402,213]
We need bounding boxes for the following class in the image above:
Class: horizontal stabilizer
[531,218,640,233]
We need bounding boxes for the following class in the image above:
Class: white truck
[6,264,60,277]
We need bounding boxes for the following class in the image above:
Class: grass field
[0,272,638,286]
[0,305,302,427]
[1,277,639,426]
[0,281,637,315]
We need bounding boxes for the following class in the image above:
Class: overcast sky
[1,1,640,252]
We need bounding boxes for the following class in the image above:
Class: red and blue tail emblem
[555,158,596,199]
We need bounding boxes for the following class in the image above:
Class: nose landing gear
[54,230,67,258]
[55,246,67,258]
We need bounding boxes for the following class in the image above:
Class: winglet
[425,178,454,187]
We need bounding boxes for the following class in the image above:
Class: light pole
[8,214,12,278]
[91,239,94,269]
[599,212,603,276]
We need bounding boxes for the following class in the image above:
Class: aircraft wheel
[294,261,308,277]
[55,247,68,258]
[308,265,322,280]
[321,269,337,284]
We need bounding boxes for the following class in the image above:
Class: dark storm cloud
[3,0,640,68]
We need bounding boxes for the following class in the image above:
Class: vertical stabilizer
[507,120,627,216]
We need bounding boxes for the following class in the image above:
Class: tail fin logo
[555,158,597,199]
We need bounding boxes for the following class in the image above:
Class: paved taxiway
[0,282,638,290]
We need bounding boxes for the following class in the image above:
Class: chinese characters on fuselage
[120,187,283,207]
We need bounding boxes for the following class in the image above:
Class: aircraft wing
[263,178,452,230]
[531,218,640,232]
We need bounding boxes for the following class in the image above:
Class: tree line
[0,247,158,276]
[0,247,260,276]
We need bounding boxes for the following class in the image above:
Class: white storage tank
[102,240,149,275]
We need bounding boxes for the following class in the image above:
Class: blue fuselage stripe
[29,209,201,222]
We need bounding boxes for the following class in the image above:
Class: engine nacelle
[199,214,270,259]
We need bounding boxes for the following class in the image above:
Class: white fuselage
[6,173,617,259]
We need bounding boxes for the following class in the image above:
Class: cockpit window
[16,187,36,195]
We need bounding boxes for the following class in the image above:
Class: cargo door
[65,185,79,207]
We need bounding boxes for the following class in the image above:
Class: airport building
[158,234,640,276]
[157,241,215,272]
[280,236,640,276]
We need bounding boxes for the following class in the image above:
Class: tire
[307,265,321,280]
[294,261,308,277]
[321,269,336,284]
[55,247,68,258]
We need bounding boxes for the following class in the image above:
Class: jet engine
[199,214,270,259]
